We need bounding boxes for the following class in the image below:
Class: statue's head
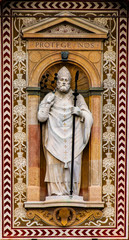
[57,66,71,93]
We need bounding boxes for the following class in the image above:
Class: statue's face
[57,76,71,93]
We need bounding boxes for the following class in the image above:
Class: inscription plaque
[28,40,102,50]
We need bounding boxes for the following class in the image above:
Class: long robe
[38,89,93,196]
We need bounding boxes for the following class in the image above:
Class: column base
[27,186,40,201]
[88,185,102,201]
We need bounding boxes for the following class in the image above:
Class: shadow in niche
[39,62,91,201]
[40,123,47,201]
[80,143,89,201]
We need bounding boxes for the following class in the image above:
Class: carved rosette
[53,208,76,226]
[27,208,103,227]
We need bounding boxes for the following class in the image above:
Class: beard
[57,82,70,93]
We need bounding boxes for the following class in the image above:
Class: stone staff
[70,71,79,196]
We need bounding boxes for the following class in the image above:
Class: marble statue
[38,66,93,196]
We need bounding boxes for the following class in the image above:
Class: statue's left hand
[71,106,83,117]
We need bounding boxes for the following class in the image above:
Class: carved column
[89,95,102,202]
[27,95,41,201]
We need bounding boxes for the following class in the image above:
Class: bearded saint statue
[38,66,93,196]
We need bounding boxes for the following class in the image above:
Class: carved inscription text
[28,40,102,50]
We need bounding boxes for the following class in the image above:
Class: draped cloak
[38,89,93,195]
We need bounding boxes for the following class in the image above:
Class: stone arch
[30,52,100,88]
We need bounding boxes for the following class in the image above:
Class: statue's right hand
[46,94,55,107]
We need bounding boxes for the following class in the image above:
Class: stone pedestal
[24,195,104,208]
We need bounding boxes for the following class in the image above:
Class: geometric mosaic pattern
[1,1,128,238]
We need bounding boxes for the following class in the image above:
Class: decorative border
[1,1,128,238]
[2,5,12,238]
[117,9,128,236]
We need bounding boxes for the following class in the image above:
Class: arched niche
[29,52,100,88]
[39,62,90,201]
[27,52,103,204]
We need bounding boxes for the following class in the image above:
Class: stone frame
[1,1,128,238]
[25,33,104,205]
